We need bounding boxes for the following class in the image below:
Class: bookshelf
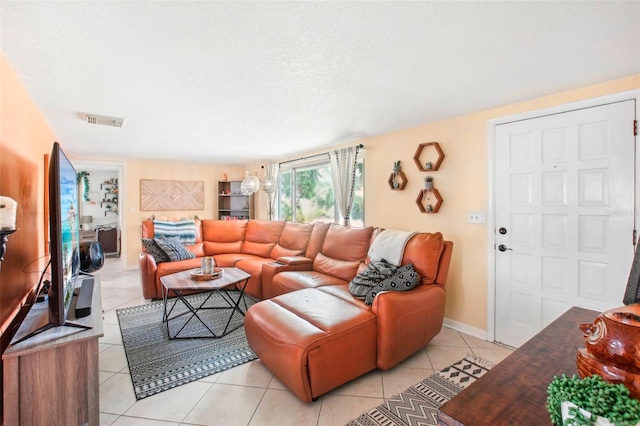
[217,180,254,220]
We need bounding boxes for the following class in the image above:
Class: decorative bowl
[190,267,223,281]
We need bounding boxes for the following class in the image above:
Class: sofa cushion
[241,220,286,257]
[155,236,196,262]
[202,220,247,255]
[141,238,171,263]
[401,232,445,285]
[271,270,348,297]
[152,220,197,245]
[313,253,361,282]
[321,224,374,262]
[270,222,315,259]
[305,222,331,259]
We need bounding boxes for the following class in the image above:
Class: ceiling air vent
[83,113,126,128]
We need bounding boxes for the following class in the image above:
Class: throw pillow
[153,220,197,245]
[155,236,196,262]
[141,238,171,264]
[364,263,421,305]
[349,259,398,299]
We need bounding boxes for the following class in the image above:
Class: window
[278,157,364,226]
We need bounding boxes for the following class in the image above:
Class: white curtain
[264,163,279,221]
[330,146,360,226]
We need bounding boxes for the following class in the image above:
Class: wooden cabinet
[217,181,254,220]
[3,277,103,425]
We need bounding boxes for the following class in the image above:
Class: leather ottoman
[244,288,377,402]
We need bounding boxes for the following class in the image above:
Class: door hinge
[635,120,638,136]
[634,229,637,245]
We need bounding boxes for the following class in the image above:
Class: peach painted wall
[119,161,246,267]
[0,53,55,337]
[255,74,640,333]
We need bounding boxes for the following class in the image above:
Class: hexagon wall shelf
[388,171,407,190]
[413,142,445,172]
[416,188,443,213]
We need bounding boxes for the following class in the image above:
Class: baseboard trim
[443,317,489,341]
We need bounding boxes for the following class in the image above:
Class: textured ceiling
[1,1,639,164]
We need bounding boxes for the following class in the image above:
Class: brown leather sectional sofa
[139,218,453,402]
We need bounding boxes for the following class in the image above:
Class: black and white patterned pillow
[349,259,398,299]
[141,238,171,263]
[364,263,421,305]
[155,236,196,262]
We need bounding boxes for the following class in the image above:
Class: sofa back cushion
[305,222,331,259]
[241,220,286,258]
[312,224,374,281]
[322,224,374,261]
[401,232,445,285]
[270,222,315,258]
[202,220,247,255]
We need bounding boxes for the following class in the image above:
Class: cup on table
[201,256,215,275]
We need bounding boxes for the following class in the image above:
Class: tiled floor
[98,258,513,426]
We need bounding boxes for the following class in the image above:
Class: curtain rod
[279,144,363,166]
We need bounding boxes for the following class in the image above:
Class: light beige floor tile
[100,322,123,345]
[249,388,322,426]
[100,372,137,415]
[100,371,116,385]
[425,345,470,370]
[429,326,469,347]
[381,367,434,399]
[461,333,503,350]
[100,412,120,425]
[329,369,383,398]
[217,359,273,388]
[318,394,384,426]
[395,348,433,369]
[196,371,222,383]
[124,381,211,422]
[100,343,113,353]
[182,383,266,426]
[112,416,179,425]
[267,375,288,390]
[471,346,514,365]
[103,309,120,324]
[99,344,129,373]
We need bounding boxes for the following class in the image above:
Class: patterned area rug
[116,291,257,400]
[347,356,494,426]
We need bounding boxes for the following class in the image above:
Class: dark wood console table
[438,306,599,425]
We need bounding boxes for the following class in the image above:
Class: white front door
[494,100,636,348]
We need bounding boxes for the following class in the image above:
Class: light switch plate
[468,211,486,224]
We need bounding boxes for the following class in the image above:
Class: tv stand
[3,277,103,425]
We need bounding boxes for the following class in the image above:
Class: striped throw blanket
[153,220,197,245]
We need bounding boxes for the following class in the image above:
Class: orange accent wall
[0,53,55,344]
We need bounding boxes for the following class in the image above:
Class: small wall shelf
[413,142,445,172]
[388,171,408,190]
[416,189,443,213]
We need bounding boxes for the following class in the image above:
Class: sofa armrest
[139,252,160,299]
[372,284,446,370]
[262,257,314,299]
[275,256,313,266]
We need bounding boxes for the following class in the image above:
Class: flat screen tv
[48,141,81,325]
[14,142,90,343]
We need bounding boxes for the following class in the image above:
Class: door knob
[498,244,512,252]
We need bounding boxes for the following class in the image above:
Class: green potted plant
[546,374,640,425]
